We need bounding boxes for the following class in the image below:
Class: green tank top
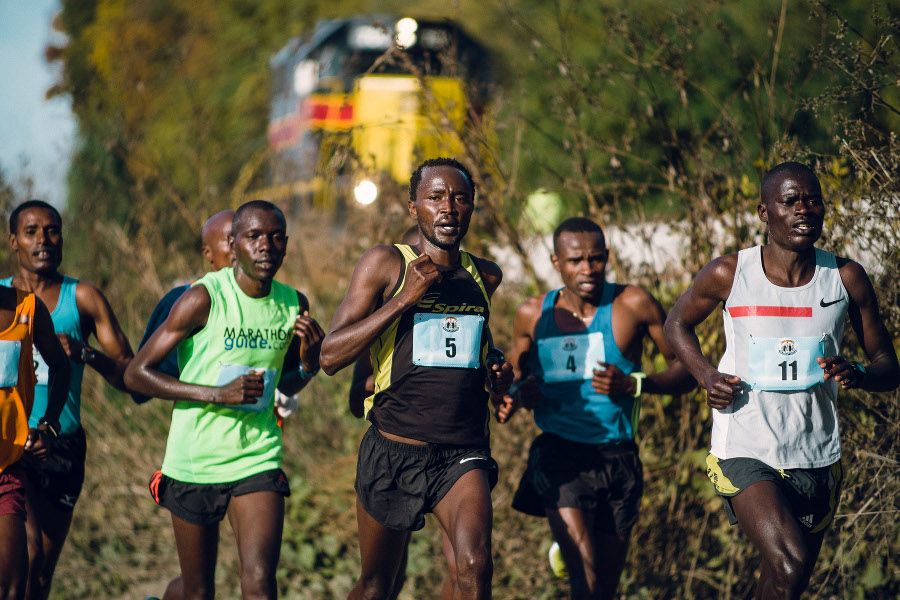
[162,268,300,483]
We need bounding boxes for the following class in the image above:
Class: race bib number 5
[412,313,484,368]
[536,331,606,383]
[747,335,826,391]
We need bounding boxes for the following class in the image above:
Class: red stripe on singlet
[728,306,813,318]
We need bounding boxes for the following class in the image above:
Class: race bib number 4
[536,331,606,383]
[412,313,484,368]
[0,340,21,388]
[747,335,825,391]
[215,364,277,413]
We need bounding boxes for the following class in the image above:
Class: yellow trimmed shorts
[706,454,842,533]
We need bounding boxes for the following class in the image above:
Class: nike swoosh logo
[820,298,842,307]
[459,456,484,464]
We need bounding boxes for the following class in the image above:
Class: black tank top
[369,244,491,446]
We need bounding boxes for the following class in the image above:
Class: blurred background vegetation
[1,0,897,598]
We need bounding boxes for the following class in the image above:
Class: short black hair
[9,200,61,234]
[761,162,820,205]
[552,217,605,253]
[232,200,286,233]
[408,157,476,205]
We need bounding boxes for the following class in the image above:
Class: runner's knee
[239,559,276,596]
[355,573,396,600]
[767,544,810,593]
[454,544,492,585]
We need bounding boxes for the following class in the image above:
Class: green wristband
[631,372,646,397]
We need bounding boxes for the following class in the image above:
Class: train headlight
[395,18,418,48]
[354,180,378,205]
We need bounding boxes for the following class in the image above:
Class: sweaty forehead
[18,207,61,228]
[554,230,605,255]
[763,170,821,203]
[418,166,472,193]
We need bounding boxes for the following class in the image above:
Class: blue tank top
[527,284,638,444]
[0,276,86,434]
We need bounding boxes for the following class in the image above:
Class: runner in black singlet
[321,158,513,600]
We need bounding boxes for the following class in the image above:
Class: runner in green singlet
[124,200,325,600]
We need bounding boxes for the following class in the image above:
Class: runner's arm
[507,296,542,411]
[320,246,437,375]
[663,255,741,409]
[128,286,188,404]
[277,291,325,396]
[348,356,374,419]
[32,297,71,425]
[624,286,695,395]
[73,282,134,390]
[819,259,900,391]
[123,285,262,405]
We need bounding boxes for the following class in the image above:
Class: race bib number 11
[747,335,826,391]
[412,313,484,368]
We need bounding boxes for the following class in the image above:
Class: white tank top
[713,245,848,469]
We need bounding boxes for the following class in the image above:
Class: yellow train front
[264,15,491,211]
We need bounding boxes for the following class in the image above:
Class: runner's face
[759,171,825,252]
[10,207,63,275]
[552,231,608,302]
[231,209,287,281]
[204,219,235,271]
[409,166,474,251]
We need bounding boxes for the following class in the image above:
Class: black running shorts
[354,425,499,531]
[706,454,843,533]
[23,427,87,511]
[149,468,290,526]
[512,432,643,537]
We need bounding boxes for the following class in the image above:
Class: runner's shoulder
[514,293,545,328]
[468,254,502,293]
[293,289,310,312]
[695,253,739,287]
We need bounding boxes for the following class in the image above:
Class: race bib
[747,335,825,391]
[412,313,484,368]
[536,331,606,383]
[0,340,21,388]
[215,364,277,413]
[32,345,49,386]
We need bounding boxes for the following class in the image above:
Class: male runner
[507,217,694,600]
[129,209,235,405]
[664,162,900,599]
[2,199,133,599]
[124,200,324,600]
[320,157,513,600]
[347,224,462,600]
[0,285,70,600]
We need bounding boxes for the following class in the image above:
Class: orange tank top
[0,291,37,473]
